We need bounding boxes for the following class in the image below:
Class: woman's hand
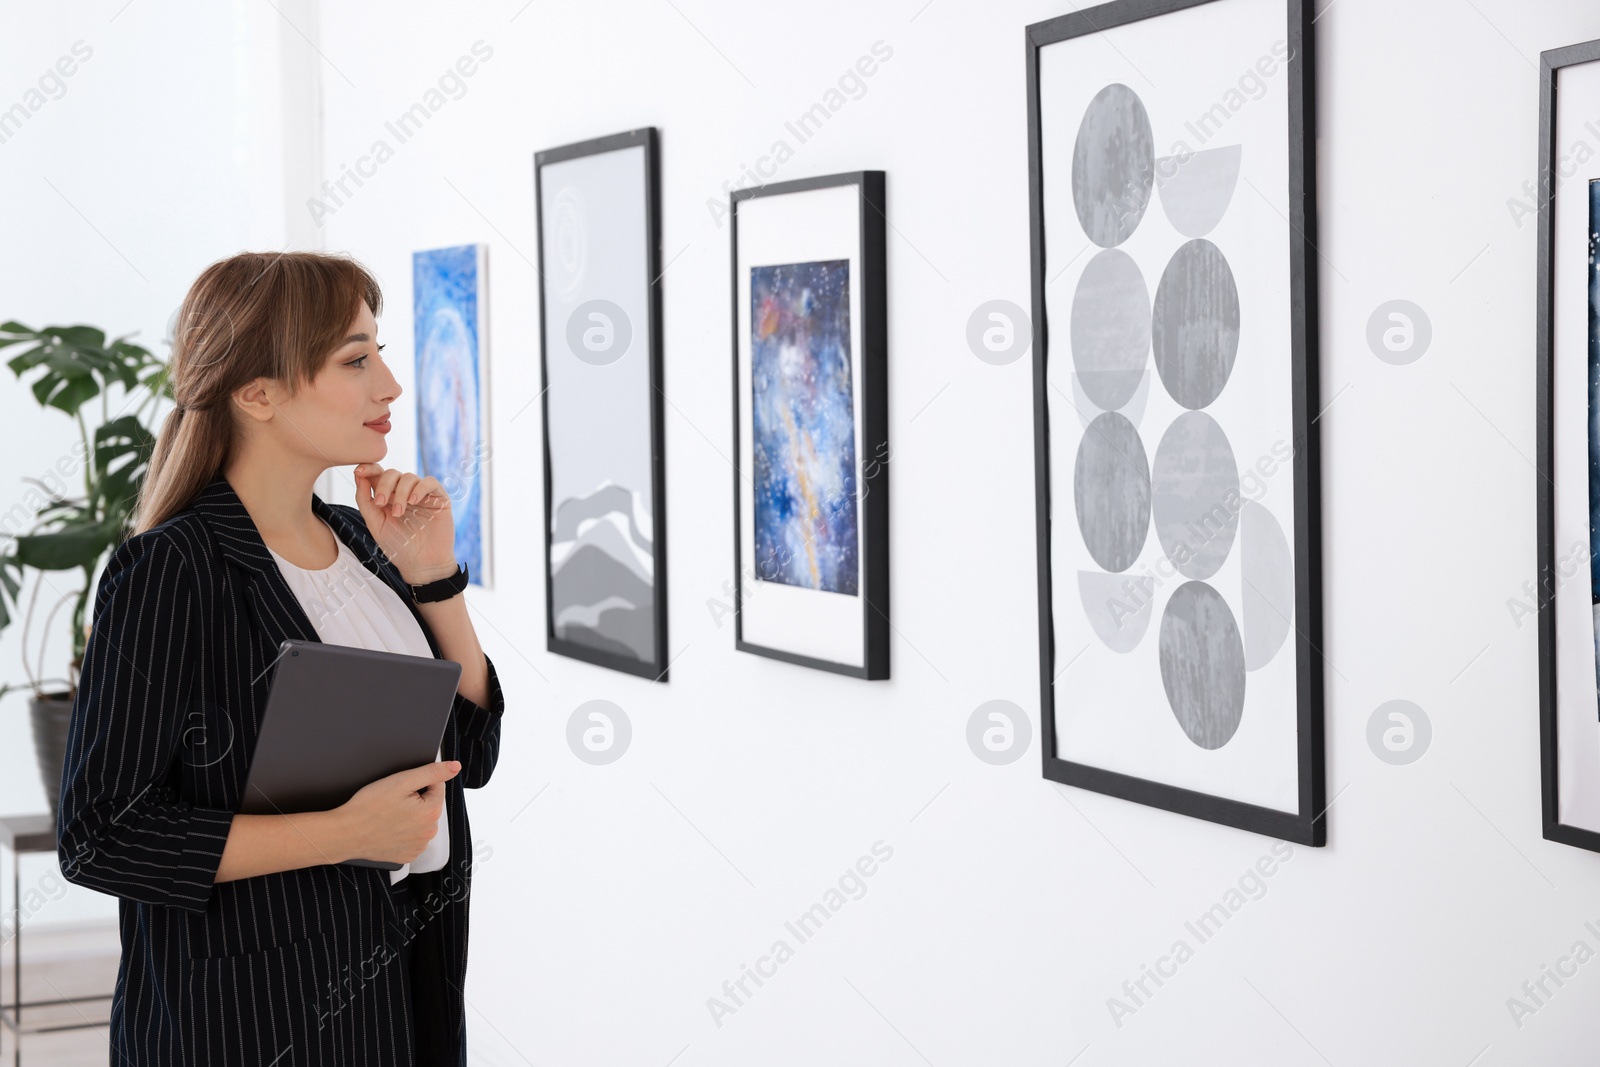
[333,760,460,865]
[353,463,458,584]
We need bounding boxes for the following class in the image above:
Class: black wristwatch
[409,563,469,603]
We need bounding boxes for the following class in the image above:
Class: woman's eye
[348,355,368,368]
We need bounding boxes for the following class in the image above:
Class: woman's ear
[231,378,277,424]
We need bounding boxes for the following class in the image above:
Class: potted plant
[0,322,173,820]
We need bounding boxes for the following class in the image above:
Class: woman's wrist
[215,809,355,883]
[401,561,460,585]
[302,807,354,866]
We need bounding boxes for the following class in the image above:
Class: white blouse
[265,515,449,884]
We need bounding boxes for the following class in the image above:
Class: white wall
[0,0,296,931]
[7,0,1600,1061]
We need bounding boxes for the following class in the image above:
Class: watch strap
[410,563,469,603]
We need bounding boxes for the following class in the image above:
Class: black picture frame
[1027,0,1325,844]
[534,127,669,681]
[1536,37,1600,854]
[729,171,890,679]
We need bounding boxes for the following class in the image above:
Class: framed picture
[730,172,889,679]
[412,243,491,589]
[534,127,668,680]
[1027,0,1325,843]
[1536,37,1600,854]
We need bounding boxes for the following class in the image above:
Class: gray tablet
[239,638,463,871]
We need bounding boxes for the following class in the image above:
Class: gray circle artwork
[1159,581,1246,749]
[1365,299,1432,365]
[1152,411,1239,580]
[966,700,1032,765]
[1074,411,1150,573]
[1366,700,1432,765]
[1151,239,1240,409]
[566,299,633,366]
[566,699,632,765]
[1071,83,1155,248]
[1070,248,1150,410]
[966,299,1032,365]
[1240,500,1294,670]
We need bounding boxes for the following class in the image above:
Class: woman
[56,251,505,1066]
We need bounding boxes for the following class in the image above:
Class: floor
[0,921,116,1066]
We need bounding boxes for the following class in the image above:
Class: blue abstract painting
[413,244,486,586]
[750,259,859,595]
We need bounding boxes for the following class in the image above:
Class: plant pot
[29,691,75,823]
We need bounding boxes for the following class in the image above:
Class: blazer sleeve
[56,531,235,914]
[454,650,504,789]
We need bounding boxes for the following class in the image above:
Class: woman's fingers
[415,475,448,509]
[372,470,417,514]
[361,464,398,507]
[356,462,389,505]
[356,465,451,529]
[391,472,421,515]
[352,464,385,524]
[378,468,404,507]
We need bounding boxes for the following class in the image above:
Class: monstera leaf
[0,320,174,682]
[0,323,150,414]
[13,516,125,572]
[93,414,157,519]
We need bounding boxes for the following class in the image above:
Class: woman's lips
[365,417,391,433]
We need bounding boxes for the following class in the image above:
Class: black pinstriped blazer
[57,472,505,1066]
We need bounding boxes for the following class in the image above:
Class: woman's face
[257,301,402,468]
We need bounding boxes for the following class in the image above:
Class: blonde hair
[133,251,383,534]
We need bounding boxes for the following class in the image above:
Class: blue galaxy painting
[1588,180,1600,715]
[750,259,859,596]
[413,244,485,586]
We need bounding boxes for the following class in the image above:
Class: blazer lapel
[188,473,443,663]
[190,474,322,668]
